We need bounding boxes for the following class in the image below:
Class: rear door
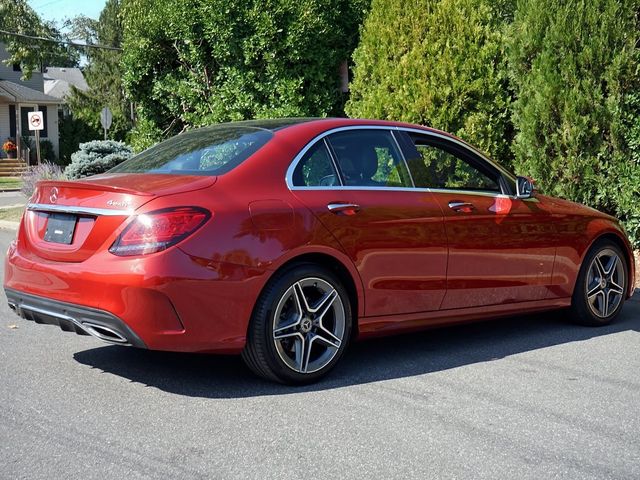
[398,130,556,309]
[289,127,448,317]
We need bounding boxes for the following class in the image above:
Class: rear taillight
[109,207,210,256]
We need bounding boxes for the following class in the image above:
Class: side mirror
[515,176,534,199]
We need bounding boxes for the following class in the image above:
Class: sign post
[100,107,113,140]
[27,110,44,165]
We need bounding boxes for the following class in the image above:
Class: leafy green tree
[508,0,640,245]
[66,0,132,142]
[121,0,368,143]
[346,0,514,165]
[0,0,78,77]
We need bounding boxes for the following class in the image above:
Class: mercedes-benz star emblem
[49,187,58,204]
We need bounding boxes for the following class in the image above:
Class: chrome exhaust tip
[82,322,129,344]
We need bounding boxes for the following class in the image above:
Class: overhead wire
[0,29,122,51]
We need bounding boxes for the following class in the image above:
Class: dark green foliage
[58,114,101,166]
[508,0,640,246]
[38,139,55,163]
[66,0,132,142]
[121,0,369,142]
[346,0,514,165]
[64,140,133,179]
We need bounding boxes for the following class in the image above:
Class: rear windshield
[109,124,273,176]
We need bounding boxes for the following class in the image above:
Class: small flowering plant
[2,139,17,153]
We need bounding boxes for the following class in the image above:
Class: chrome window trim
[27,203,133,216]
[323,137,344,186]
[285,125,518,196]
[390,129,415,188]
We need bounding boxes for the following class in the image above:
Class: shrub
[122,0,369,142]
[64,140,133,179]
[346,0,514,165]
[508,0,640,246]
[20,162,66,198]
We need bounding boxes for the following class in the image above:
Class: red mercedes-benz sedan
[4,118,635,383]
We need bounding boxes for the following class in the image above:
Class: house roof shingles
[44,67,88,100]
[0,80,60,104]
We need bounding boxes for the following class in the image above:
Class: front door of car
[398,130,556,309]
[289,128,448,317]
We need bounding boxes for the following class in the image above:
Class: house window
[12,63,21,72]
[19,106,48,138]
[9,105,16,138]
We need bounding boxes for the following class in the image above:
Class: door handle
[448,201,475,213]
[327,203,361,216]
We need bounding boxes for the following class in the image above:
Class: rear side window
[326,130,412,188]
[292,141,340,187]
[109,125,273,176]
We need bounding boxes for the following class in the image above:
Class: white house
[0,44,61,162]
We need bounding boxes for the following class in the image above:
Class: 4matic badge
[106,199,130,208]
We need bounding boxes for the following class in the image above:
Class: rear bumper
[5,288,147,348]
[4,238,269,354]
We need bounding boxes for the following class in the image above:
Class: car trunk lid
[24,174,216,263]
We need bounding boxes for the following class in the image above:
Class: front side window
[292,141,340,187]
[406,134,501,192]
[110,125,273,176]
[326,130,412,188]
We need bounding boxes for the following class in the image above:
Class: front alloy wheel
[571,241,628,326]
[242,264,352,384]
[584,248,625,319]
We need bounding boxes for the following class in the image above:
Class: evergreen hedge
[346,0,515,165]
[508,0,640,245]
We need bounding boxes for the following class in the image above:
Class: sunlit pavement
[1,228,638,480]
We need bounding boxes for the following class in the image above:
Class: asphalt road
[1,228,639,480]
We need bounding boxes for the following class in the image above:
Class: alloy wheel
[272,277,346,374]
[585,248,625,318]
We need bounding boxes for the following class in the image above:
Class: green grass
[0,206,24,222]
[0,178,22,190]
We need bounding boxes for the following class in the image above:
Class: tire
[242,263,353,384]
[570,239,628,326]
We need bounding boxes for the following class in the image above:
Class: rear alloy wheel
[242,264,352,384]
[570,241,628,326]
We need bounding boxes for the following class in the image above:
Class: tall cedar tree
[508,0,640,244]
[67,0,132,143]
[346,0,515,165]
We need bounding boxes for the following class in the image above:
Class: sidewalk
[0,191,25,208]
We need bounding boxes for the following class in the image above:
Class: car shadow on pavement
[73,299,640,399]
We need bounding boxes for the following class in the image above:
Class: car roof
[220,117,452,137]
